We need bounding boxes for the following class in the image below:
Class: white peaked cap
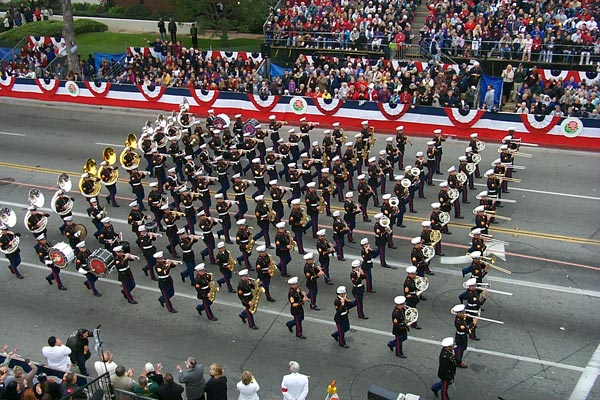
[394,296,406,305]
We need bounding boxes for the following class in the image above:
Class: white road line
[95,142,125,148]
[431,178,600,201]
[2,200,600,299]
[569,342,600,400]
[0,259,586,374]
[0,131,26,137]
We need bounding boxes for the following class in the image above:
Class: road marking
[0,259,586,374]
[0,131,26,137]
[569,342,600,400]
[95,142,125,148]
[432,178,600,201]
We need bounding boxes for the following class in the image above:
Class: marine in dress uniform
[215,241,235,292]
[232,175,249,219]
[235,219,253,271]
[458,156,471,203]
[446,166,463,218]
[268,114,284,152]
[99,161,120,207]
[178,229,199,286]
[367,157,382,206]
[469,133,482,178]
[287,165,303,206]
[164,168,182,211]
[373,213,389,268]
[473,205,490,235]
[318,169,333,216]
[54,190,74,234]
[253,195,273,247]
[303,253,323,310]
[114,245,137,304]
[425,141,437,185]
[380,194,397,248]
[385,137,399,176]
[215,194,233,244]
[299,118,316,154]
[151,150,168,192]
[360,238,378,292]
[216,156,231,199]
[194,263,218,321]
[289,199,309,254]
[316,229,335,285]
[350,260,369,319]
[414,152,427,198]
[26,207,49,237]
[162,207,180,257]
[196,174,214,215]
[63,217,81,253]
[431,337,459,399]
[459,278,487,340]
[468,228,487,253]
[274,222,292,277]
[136,225,158,280]
[75,241,101,297]
[0,225,23,279]
[331,286,356,348]
[180,189,198,234]
[393,175,408,227]
[198,212,218,264]
[169,139,185,181]
[432,129,446,174]
[332,211,348,261]
[378,150,392,193]
[331,157,346,201]
[464,147,477,189]
[331,122,343,157]
[250,158,267,198]
[357,175,373,221]
[403,266,421,329]
[86,198,104,238]
[127,201,146,237]
[269,181,287,223]
[304,183,320,238]
[237,269,258,329]
[343,192,360,242]
[286,277,307,339]
[452,304,470,368]
[154,251,178,313]
[265,148,281,182]
[342,142,357,190]
[387,296,409,358]
[98,217,118,251]
[255,245,276,302]
[36,235,66,289]
[395,126,408,169]
[147,182,165,231]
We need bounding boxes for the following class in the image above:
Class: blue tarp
[0,47,21,62]
[93,52,126,73]
[479,75,503,108]
[270,62,291,78]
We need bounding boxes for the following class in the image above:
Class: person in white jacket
[236,371,260,400]
[41,336,72,372]
[281,361,309,400]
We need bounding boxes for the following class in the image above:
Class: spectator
[157,373,184,400]
[280,361,308,400]
[190,23,198,49]
[65,329,93,376]
[134,375,159,399]
[59,372,86,400]
[94,351,118,377]
[204,363,227,400]
[515,101,530,114]
[501,65,514,106]
[177,357,206,400]
[236,371,259,400]
[2,380,20,400]
[111,365,135,393]
[484,85,496,110]
[168,18,177,43]
[158,18,167,41]
[144,363,164,386]
[41,336,72,372]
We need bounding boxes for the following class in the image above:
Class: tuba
[249,278,265,314]
[415,276,429,295]
[410,167,421,177]
[405,307,419,325]
[24,189,48,234]
[401,178,412,188]
[422,245,435,262]
[429,229,442,245]
[120,134,141,170]
[51,174,74,216]
[98,147,119,185]
[79,159,102,198]
[439,211,451,226]
[177,98,198,128]
[389,196,400,214]
[207,272,219,301]
[0,207,17,228]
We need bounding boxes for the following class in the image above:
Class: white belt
[118,268,129,272]
[272,199,281,202]
[166,225,175,228]
[354,283,363,287]
[158,276,170,279]
[340,311,348,316]
[183,250,192,253]
[240,240,249,243]
[310,203,318,207]
[219,212,228,216]
[200,285,209,289]
[260,214,268,218]
[185,206,194,209]
[457,332,466,335]
[218,172,227,176]
[143,246,154,249]
[131,183,141,186]
[243,292,252,296]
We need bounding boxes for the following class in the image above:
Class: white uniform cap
[299,117,307,122]
[317,229,326,236]
[269,180,278,185]
[129,201,138,207]
[101,217,110,223]
[160,204,169,210]
[431,202,441,209]
[458,156,468,162]
[177,228,186,235]
[410,237,421,245]
[28,206,36,211]
[470,133,478,138]
[300,153,308,158]
[255,195,264,201]
[243,133,251,137]
[269,115,276,120]
[439,181,448,187]
[379,150,386,155]
[215,156,224,161]
[288,276,299,284]
[484,169,494,177]
[278,139,284,143]
[360,238,369,245]
[112,245,123,252]
[442,337,454,347]
[368,157,376,163]
[453,304,466,313]
[321,168,330,173]
[471,228,482,235]
[361,120,369,125]
[434,129,442,134]
[406,266,417,274]
[236,219,247,225]
[217,241,225,249]
[149,182,159,187]
[89,197,97,203]
[232,173,241,179]
[427,141,436,145]
[333,122,340,127]
[200,144,207,149]
[386,137,393,142]
[345,192,353,198]
[291,199,301,205]
[374,213,384,219]
[466,277,477,286]
[351,260,361,267]
[503,136,512,142]
[100,161,108,166]
[492,158,501,165]
[500,144,509,150]
[307,182,316,188]
[396,126,404,131]
[138,225,146,232]
[331,156,340,162]
[303,252,314,260]
[235,114,242,118]
[478,191,488,197]
[276,222,286,229]
[36,234,46,241]
[153,251,164,259]
[394,175,402,181]
[288,163,296,168]
[354,134,361,138]
[323,129,331,134]
[63,216,72,222]
[215,193,224,199]
[422,221,431,227]
[288,128,295,134]
[256,245,266,252]
[345,141,354,147]
[332,210,341,217]
[252,158,260,163]
[405,165,412,171]
[208,109,214,113]
[168,167,176,173]
[194,263,205,271]
[465,147,473,153]
[358,174,366,180]
[447,166,456,173]
[238,269,249,276]
[470,251,482,258]
[416,151,424,157]
[312,141,319,146]
[475,205,485,212]
[394,296,406,305]
[382,194,391,200]
[266,147,274,152]
[76,241,86,248]
[82,173,89,178]
[336,286,347,294]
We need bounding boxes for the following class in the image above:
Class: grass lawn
[76,32,262,57]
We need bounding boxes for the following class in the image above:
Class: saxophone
[227,252,237,271]
[268,254,278,276]
[207,272,219,301]
[286,231,296,252]
[318,196,326,214]
[245,238,256,254]
[248,278,265,314]
[341,165,349,181]
[268,209,277,222]
[300,207,309,226]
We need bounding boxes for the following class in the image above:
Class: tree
[61,0,80,76]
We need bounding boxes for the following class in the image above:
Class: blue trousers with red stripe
[352,289,366,317]
[196,297,215,319]
[286,312,304,337]
[158,282,175,312]
[307,285,318,308]
[240,304,256,328]
[278,251,291,276]
[388,331,407,357]
[455,342,467,363]
[431,379,451,400]
[46,265,64,288]
[120,277,136,302]
[217,267,234,291]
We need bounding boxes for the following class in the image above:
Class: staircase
[403,2,430,60]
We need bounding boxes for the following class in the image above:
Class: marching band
[0,102,531,397]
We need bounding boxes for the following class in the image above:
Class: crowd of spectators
[419,0,600,65]
[0,339,312,400]
[2,2,52,31]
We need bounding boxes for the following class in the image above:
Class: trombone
[452,307,504,324]
[498,148,532,158]
[468,231,509,246]
[480,256,512,275]
[494,174,522,183]
[472,208,512,221]
[462,281,512,296]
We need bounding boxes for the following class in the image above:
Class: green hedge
[0,19,108,47]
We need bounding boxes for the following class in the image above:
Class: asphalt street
[0,99,599,400]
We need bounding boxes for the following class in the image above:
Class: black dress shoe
[398,224,406,228]
[45,276,53,285]
[159,299,164,307]
[181,274,186,283]
[426,271,436,275]
[152,277,158,281]
[364,219,372,222]
[209,317,218,321]
[412,325,422,330]
[58,286,67,291]
[367,290,377,293]
[438,253,445,256]
[16,274,24,280]
[287,324,293,333]
[94,293,103,297]
[410,210,418,213]
[497,204,504,208]
[419,296,427,301]
[228,289,236,293]
[472,336,480,341]
[197,308,203,316]
[455,216,464,219]
[463,201,470,204]
[387,343,394,352]
[432,388,439,397]
[325,280,334,285]
[445,231,452,235]
[504,191,510,194]
[297,335,306,339]
[389,245,397,249]
[310,306,321,311]
[143,268,149,276]
[267,298,276,302]
[239,315,246,324]
[251,326,259,330]
[359,315,369,319]
[340,344,350,348]
[128,300,138,304]
[399,354,407,359]
[169,309,178,313]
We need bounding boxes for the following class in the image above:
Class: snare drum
[89,249,115,277]
[49,242,75,268]
[145,221,158,233]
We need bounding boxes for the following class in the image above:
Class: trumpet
[148,232,163,238]
[166,259,183,266]
[494,174,522,183]
[451,307,504,324]
[125,253,141,261]
[462,281,513,296]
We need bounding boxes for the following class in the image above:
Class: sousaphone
[120,133,141,170]
[51,173,74,216]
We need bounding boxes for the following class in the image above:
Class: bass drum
[242,118,260,136]
[49,242,75,268]
[213,114,231,130]
[89,248,115,277]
